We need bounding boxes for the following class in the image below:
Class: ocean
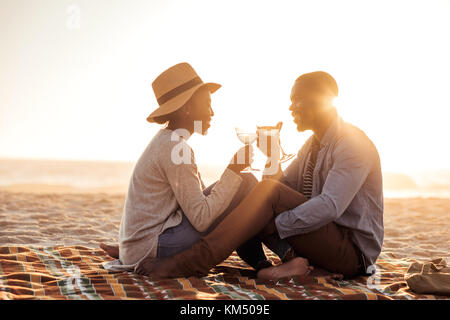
[1,158,450,198]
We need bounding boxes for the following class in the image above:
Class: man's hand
[227,145,254,174]
[256,122,282,157]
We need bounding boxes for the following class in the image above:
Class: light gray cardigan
[104,129,242,271]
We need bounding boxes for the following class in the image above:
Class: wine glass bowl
[256,121,295,163]
[235,129,258,145]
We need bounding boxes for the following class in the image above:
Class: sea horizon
[1,157,450,198]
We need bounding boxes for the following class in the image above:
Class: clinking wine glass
[256,121,295,163]
[234,127,260,172]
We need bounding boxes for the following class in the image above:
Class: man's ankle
[281,248,297,263]
[255,259,273,271]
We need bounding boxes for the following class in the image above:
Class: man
[255,71,384,279]
[135,71,384,279]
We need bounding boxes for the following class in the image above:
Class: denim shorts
[156,213,202,258]
[156,180,220,258]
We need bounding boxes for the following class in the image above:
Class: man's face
[289,84,319,132]
[189,88,214,135]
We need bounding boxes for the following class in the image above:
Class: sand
[0,188,125,247]
[382,197,450,260]
[0,186,449,262]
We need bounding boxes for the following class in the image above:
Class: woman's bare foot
[257,257,313,281]
[100,243,119,259]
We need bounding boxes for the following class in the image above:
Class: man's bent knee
[239,172,258,189]
[255,179,279,191]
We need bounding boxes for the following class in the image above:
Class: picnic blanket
[1,245,449,300]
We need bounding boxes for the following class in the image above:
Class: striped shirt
[302,137,320,199]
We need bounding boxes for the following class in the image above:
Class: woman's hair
[152,113,173,126]
[152,104,188,126]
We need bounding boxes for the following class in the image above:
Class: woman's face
[187,87,214,135]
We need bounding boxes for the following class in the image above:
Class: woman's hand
[227,145,254,173]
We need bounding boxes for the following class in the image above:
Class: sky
[1,0,450,173]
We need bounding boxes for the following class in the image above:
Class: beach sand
[0,186,449,262]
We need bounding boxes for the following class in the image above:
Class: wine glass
[234,127,260,172]
[257,121,295,163]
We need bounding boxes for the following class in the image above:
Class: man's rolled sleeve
[275,194,338,239]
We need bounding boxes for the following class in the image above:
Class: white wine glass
[234,127,260,172]
[257,121,295,163]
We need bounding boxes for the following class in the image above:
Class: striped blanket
[0,245,448,300]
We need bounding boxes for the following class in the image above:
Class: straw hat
[147,62,221,123]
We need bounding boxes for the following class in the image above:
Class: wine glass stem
[245,142,259,171]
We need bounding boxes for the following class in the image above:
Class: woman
[102,63,308,279]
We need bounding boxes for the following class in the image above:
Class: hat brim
[146,82,221,123]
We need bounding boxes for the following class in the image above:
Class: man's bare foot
[100,243,119,259]
[257,257,313,281]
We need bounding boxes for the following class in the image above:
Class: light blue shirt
[275,114,384,266]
